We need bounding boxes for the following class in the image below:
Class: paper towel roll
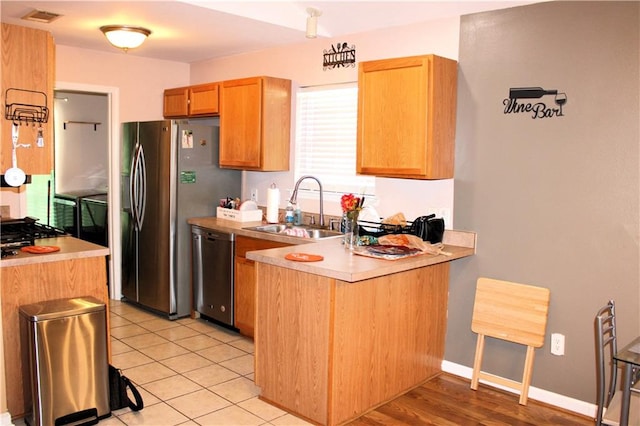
[266,186,280,223]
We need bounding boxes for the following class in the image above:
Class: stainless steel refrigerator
[121,119,240,319]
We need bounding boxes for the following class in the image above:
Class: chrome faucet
[289,175,325,228]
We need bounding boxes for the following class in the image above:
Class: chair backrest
[595,300,617,426]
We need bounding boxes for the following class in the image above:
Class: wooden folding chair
[470,277,551,405]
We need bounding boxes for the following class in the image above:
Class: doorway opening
[25,82,121,300]
[51,91,109,248]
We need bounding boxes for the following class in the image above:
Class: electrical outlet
[250,188,258,202]
[551,333,565,356]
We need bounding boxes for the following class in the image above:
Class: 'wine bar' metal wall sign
[323,42,356,70]
[503,87,567,119]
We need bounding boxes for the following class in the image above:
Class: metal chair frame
[595,300,640,426]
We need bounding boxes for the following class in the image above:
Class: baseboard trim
[441,360,596,418]
[0,412,14,426]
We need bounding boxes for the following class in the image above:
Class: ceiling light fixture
[100,25,151,52]
[306,8,322,39]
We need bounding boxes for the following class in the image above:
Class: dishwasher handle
[193,227,235,243]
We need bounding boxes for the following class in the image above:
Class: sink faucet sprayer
[289,175,324,228]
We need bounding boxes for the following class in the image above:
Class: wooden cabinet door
[356,55,457,179]
[220,77,263,169]
[189,83,219,116]
[219,77,291,171]
[259,77,291,171]
[234,236,291,338]
[234,256,256,337]
[163,87,189,118]
[1,24,54,177]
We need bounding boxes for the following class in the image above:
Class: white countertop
[187,216,476,282]
[1,237,109,267]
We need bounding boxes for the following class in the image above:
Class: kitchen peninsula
[0,237,110,419]
[247,227,475,425]
[189,217,474,425]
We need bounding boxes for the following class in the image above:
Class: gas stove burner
[0,216,67,250]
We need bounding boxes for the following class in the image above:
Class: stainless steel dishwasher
[191,226,235,326]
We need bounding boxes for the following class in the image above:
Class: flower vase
[343,211,360,250]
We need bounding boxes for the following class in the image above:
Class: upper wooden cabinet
[356,54,458,179]
[1,23,55,179]
[163,87,189,118]
[219,76,291,171]
[163,82,219,118]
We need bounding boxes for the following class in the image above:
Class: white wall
[190,18,461,224]
[54,91,109,193]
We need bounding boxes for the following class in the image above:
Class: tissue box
[216,207,262,222]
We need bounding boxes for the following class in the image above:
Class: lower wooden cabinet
[234,236,291,337]
[1,255,109,418]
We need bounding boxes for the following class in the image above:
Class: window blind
[294,84,375,197]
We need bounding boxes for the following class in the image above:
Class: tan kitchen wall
[51,17,464,223]
[189,17,461,222]
[450,1,639,407]
[56,45,189,122]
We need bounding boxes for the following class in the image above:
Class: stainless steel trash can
[20,296,110,426]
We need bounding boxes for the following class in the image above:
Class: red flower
[340,193,361,213]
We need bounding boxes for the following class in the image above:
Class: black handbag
[410,214,445,244]
[109,364,144,411]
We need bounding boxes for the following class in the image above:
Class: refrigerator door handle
[137,145,147,230]
[128,152,137,224]
[126,154,135,215]
[130,145,140,229]
[131,144,147,231]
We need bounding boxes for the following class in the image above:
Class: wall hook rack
[4,88,49,125]
[63,121,102,131]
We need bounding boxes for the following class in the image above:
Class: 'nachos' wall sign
[323,42,356,70]
[503,87,567,119]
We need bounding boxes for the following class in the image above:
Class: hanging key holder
[4,123,30,187]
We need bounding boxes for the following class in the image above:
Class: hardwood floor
[348,373,594,426]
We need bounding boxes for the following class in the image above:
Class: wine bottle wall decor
[503,86,568,119]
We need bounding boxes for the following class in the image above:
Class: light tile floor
[102,300,313,426]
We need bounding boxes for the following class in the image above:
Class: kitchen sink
[244,224,343,239]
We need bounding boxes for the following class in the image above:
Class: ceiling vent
[21,10,62,24]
